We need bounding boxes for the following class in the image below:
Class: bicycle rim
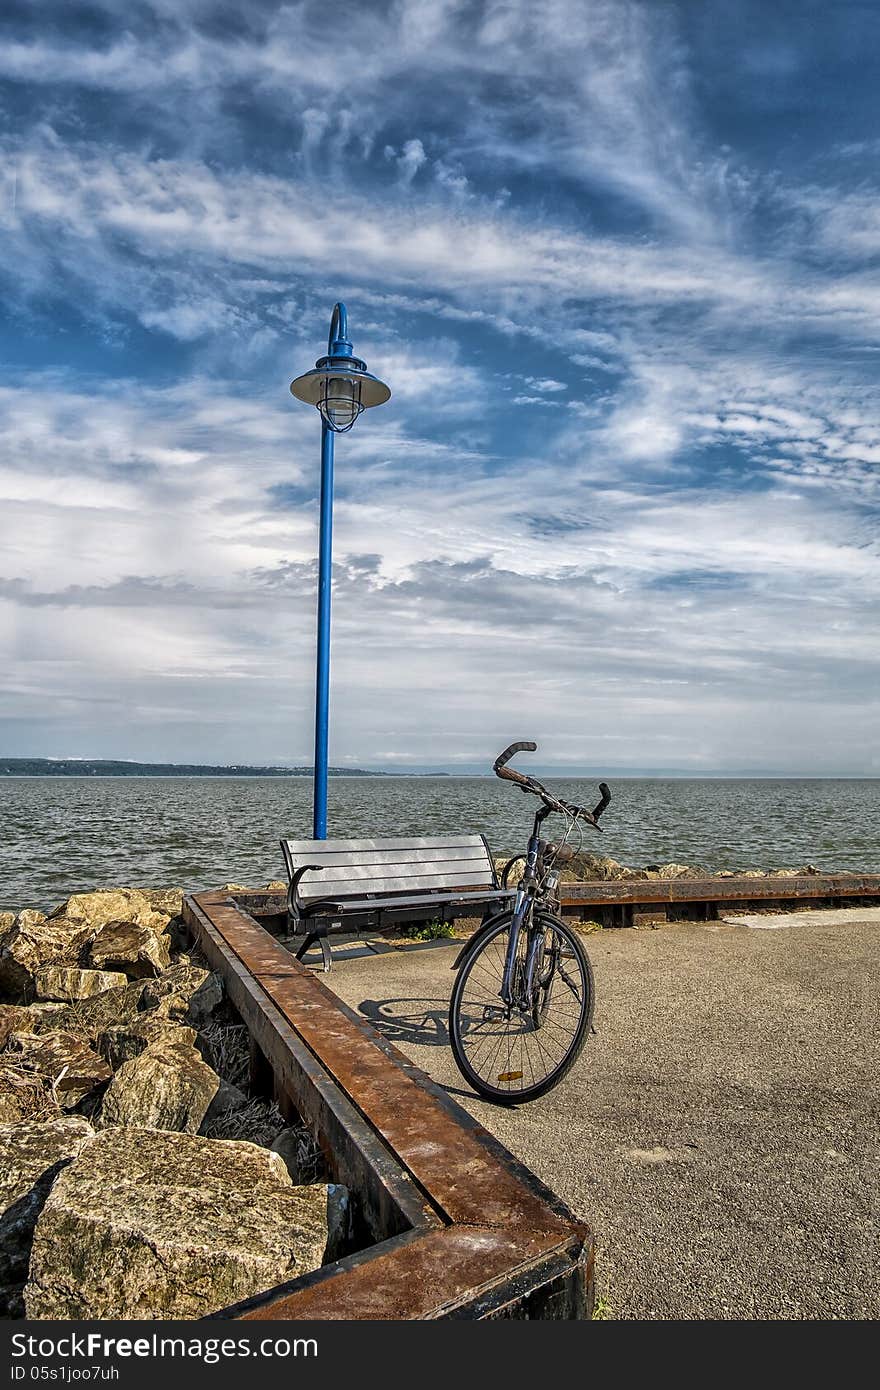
[448,912,594,1103]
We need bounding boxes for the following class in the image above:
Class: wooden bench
[280,834,513,970]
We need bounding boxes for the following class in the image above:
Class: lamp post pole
[313,417,334,838]
[290,304,390,840]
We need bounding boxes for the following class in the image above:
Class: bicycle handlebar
[492,744,611,829]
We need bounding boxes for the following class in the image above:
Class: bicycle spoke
[556,962,583,1001]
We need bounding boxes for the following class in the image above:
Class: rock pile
[0,890,180,1004]
[495,853,824,883]
[0,884,338,1320]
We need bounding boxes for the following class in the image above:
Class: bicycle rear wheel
[448,910,594,1103]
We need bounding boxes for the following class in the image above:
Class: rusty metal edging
[182,891,593,1320]
[560,872,880,916]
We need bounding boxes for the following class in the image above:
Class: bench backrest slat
[293,858,490,884]
[281,834,496,901]
[282,835,486,854]
[283,847,489,869]
[300,870,495,900]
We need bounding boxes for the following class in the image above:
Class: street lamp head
[290,302,390,433]
[290,357,390,432]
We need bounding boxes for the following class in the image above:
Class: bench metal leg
[295,932,333,972]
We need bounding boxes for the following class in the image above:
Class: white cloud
[433,159,469,198]
[525,377,566,392]
[396,138,427,184]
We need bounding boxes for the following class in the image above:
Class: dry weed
[0,1066,61,1123]
[200,1096,286,1147]
[198,1022,250,1088]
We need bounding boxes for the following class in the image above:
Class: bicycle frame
[499,803,554,1007]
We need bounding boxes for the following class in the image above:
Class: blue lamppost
[290,303,390,838]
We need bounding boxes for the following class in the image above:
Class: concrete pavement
[319,910,879,1320]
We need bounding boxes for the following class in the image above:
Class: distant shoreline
[0,758,409,778]
[0,758,876,780]
[0,773,441,780]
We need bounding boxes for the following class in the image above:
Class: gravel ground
[322,910,880,1320]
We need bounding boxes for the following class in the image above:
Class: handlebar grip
[592,782,612,820]
[494,741,537,771]
[496,764,532,787]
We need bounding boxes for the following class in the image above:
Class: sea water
[1,775,878,913]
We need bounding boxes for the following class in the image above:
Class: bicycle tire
[448,910,594,1103]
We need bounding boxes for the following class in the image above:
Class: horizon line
[1,755,877,780]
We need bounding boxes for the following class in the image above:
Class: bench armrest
[287,863,324,920]
[499,855,525,889]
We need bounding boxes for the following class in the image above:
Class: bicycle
[448,741,611,1103]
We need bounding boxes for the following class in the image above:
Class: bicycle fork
[500,888,544,1010]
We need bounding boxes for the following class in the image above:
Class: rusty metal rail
[182,891,593,1320]
[559,873,880,927]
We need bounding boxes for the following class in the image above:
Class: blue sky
[1,0,878,773]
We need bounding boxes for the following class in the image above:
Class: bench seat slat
[314,888,511,913]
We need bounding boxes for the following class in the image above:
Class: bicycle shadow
[357,995,526,1107]
[358,996,450,1047]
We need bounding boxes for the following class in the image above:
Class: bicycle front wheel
[448,911,594,1103]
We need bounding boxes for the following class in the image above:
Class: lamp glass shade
[320,376,362,432]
